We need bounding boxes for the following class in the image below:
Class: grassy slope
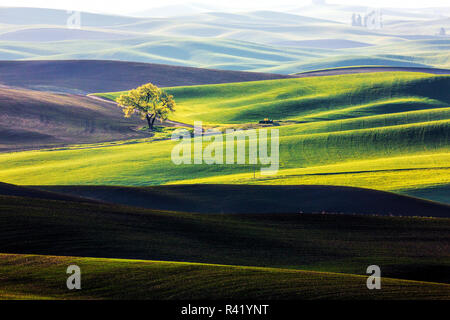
[174,153,449,201]
[0,60,293,151]
[0,123,447,189]
[1,253,449,300]
[100,72,450,126]
[0,194,449,284]
[1,72,447,202]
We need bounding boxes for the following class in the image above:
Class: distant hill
[131,3,222,18]
[0,28,134,42]
[294,66,450,77]
[258,56,436,74]
[274,39,373,49]
[0,7,141,26]
[0,60,293,94]
[0,7,449,73]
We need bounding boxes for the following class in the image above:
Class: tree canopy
[116,83,176,131]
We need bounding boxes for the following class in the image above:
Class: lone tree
[116,83,176,131]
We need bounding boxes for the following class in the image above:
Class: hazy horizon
[1,0,450,16]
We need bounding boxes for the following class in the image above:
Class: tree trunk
[146,114,154,131]
[151,115,157,129]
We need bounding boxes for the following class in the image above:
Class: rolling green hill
[0,61,294,151]
[1,72,444,201]
[1,253,449,300]
[99,72,450,125]
[0,125,447,198]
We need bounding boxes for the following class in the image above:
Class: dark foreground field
[1,184,449,286]
[37,184,450,217]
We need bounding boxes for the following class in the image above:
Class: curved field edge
[168,153,450,195]
[1,253,449,300]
